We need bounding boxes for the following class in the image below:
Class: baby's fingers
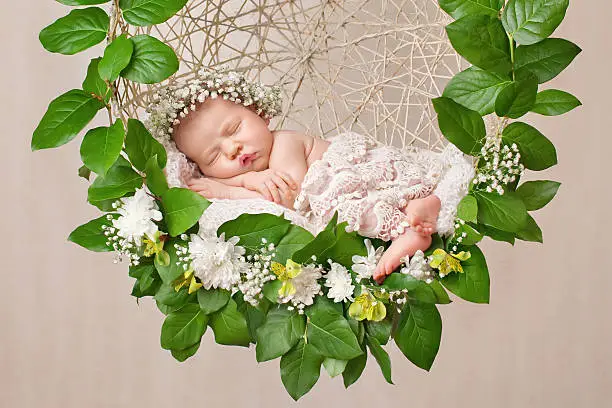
[256,183,273,202]
[275,171,298,190]
[265,180,281,203]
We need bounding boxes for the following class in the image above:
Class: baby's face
[172,97,274,178]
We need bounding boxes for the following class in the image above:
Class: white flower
[286,264,323,307]
[111,187,162,247]
[189,232,248,290]
[324,262,355,303]
[400,250,434,281]
[351,239,384,281]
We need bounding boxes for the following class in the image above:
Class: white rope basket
[111,0,479,237]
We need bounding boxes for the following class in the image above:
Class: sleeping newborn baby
[172,96,442,284]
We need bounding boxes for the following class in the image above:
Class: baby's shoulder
[272,129,310,152]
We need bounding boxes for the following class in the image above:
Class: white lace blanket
[163,131,474,239]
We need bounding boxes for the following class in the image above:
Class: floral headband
[143,66,283,187]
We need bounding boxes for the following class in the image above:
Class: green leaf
[154,238,184,284]
[218,213,291,253]
[531,89,582,116]
[428,279,453,304]
[80,119,125,177]
[262,280,282,303]
[99,34,134,82]
[441,245,490,303]
[380,274,438,304]
[68,214,116,252]
[515,213,543,243]
[342,350,367,388]
[120,35,179,84]
[280,339,324,401]
[432,97,485,156]
[161,188,210,236]
[316,222,368,270]
[273,224,314,264]
[457,194,478,222]
[125,118,167,171]
[145,154,169,197]
[502,0,570,45]
[32,89,105,151]
[474,190,527,233]
[120,0,189,26]
[135,263,161,295]
[306,297,363,360]
[365,319,392,346]
[78,165,92,180]
[154,284,195,308]
[323,358,348,378]
[502,122,557,171]
[445,14,512,75]
[197,288,230,314]
[160,303,207,350]
[394,300,442,371]
[209,298,251,347]
[452,223,483,246]
[291,227,336,265]
[83,58,110,104]
[516,180,561,211]
[256,306,305,362]
[514,38,581,84]
[239,302,268,343]
[494,72,538,119]
[442,67,511,115]
[87,155,143,202]
[171,340,200,362]
[366,334,393,384]
[476,224,516,245]
[39,7,109,55]
[439,0,504,19]
[57,0,110,4]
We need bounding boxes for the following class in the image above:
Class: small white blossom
[324,261,355,303]
[351,239,384,281]
[400,250,435,282]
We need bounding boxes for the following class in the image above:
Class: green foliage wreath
[32,0,580,400]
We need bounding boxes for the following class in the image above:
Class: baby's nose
[226,142,242,160]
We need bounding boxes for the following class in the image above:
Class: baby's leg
[372,229,432,284]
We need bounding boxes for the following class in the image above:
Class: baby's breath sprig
[472,136,525,195]
[240,238,278,306]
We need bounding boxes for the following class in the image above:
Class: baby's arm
[268,131,309,190]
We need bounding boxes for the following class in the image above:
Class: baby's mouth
[240,153,256,167]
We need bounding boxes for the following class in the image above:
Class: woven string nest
[112,0,469,152]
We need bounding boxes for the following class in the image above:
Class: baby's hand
[186,177,230,199]
[243,169,298,206]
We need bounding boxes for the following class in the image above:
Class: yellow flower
[429,248,471,276]
[143,230,165,255]
[271,259,302,297]
[348,291,386,322]
[173,266,202,294]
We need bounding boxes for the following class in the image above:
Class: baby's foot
[373,229,432,285]
[403,194,441,236]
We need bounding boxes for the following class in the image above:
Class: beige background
[2,1,610,407]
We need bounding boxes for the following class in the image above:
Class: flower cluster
[448,218,467,252]
[473,136,525,195]
[145,65,283,145]
[103,187,163,266]
[174,232,249,291]
[240,238,277,306]
[399,250,435,283]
